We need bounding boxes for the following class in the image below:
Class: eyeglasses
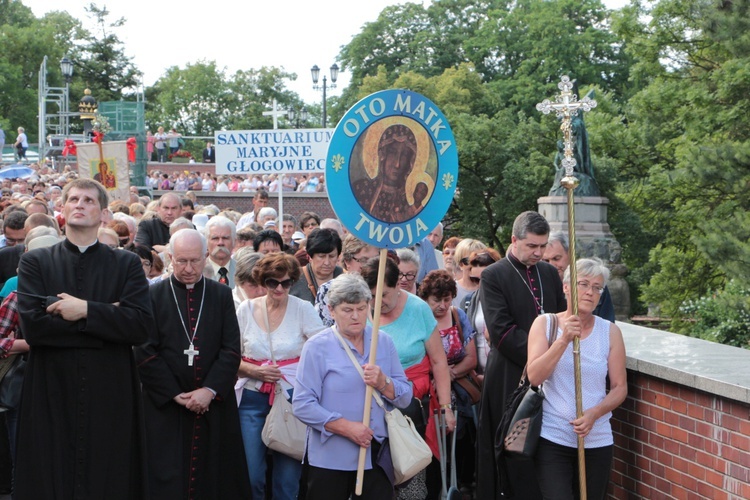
[399,272,417,282]
[265,278,294,290]
[141,260,152,268]
[303,222,319,229]
[576,281,604,294]
[174,258,205,268]
[443,249,455,256]
[350,256,371,265]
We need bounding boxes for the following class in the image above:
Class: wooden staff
[355,248,388,495]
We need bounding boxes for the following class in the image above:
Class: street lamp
[60,56,74,137]
[311,63,339,128]
[287,107,309,128]
[60,56,74,83]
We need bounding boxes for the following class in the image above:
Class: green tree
[607,0,750,332]
[146,63,301,135]
[146,61,229,135]
[75,3,141,102]
[0,3,81,142]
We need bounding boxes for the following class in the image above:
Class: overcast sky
[23,0,420,104]
[23,0,628,106]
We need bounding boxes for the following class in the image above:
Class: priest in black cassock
[476,211,566,500]
[136,229,250,499]
[15,178,154,499]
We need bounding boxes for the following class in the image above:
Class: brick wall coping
[618,322,750,404]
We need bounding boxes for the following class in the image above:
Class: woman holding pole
[293,274,412,499]
[360,256,455,498]
[527,258,627,500]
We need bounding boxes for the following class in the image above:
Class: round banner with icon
[326,89,458,248]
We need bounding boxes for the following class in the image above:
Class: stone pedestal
[538,195,631,319]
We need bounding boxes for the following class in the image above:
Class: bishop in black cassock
[476,212,566,500]
[136,229,249,500]
[16,179,154,499]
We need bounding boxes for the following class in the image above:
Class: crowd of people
[0,173,627,499]
[146,169,327,194]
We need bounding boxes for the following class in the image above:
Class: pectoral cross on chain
[184,343,199,366]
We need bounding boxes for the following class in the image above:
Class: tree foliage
[0,2,80,141]
[74,3,141,102]
[145,63,301,135]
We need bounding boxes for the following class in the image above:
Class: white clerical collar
[77,239,99,253]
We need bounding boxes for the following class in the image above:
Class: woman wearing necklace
[527,258,627,500]
[236,253,324,500]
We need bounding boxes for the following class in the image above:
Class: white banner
[214,128,333,175]
[76,141,130,203]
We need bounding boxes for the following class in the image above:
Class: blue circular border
[326,89,458,248]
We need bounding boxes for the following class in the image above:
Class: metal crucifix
[536,75,597,500]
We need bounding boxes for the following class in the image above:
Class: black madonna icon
[350,117,437,224]
[327,89,458,249]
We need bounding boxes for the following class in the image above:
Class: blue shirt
[0,276,18,299]
[413,237,439,283]
[293,326,412,471]
[376,292,437,369]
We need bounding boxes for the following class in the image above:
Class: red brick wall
[609,371,750,499]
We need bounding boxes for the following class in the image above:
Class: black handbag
[401,394,430,435]
[495,313,559,461]
[0,354,26,411]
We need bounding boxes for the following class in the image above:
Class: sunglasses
[459,257,469,266]
[265,278,294,290]
[469,276,481,284]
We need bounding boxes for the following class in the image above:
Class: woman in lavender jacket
[294,273,413,500]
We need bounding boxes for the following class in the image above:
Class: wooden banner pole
[355,248,388,495]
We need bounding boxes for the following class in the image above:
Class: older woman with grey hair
[256,207,278,226]
[396,248,420,295]
[294,274,413,499]
[232,248,265,308]
[527,258,627,500]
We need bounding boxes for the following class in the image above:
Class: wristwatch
[378,376,391,391]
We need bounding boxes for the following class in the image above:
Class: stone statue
[549,84,600,197]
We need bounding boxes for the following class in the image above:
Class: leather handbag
[0,354,25,411]
[454,370,482,405]
[495,313,558,460]
[450,307,482,404]
[259,297,307,461]
[332,328,432,485]
[261,382,307,461]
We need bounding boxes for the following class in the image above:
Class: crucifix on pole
[262,99,287,130]
[262,98,287,221]
[536,75,597,500]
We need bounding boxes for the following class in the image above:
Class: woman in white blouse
[236,253,324,500]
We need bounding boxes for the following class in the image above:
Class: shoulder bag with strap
[496,313,559,463]
[332,327,432,485]
[260,297,307,461]
[450,307,483,404]
[301,265,318,300]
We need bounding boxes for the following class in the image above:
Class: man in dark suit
[0,209,28,288]
[202,142,216,163]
